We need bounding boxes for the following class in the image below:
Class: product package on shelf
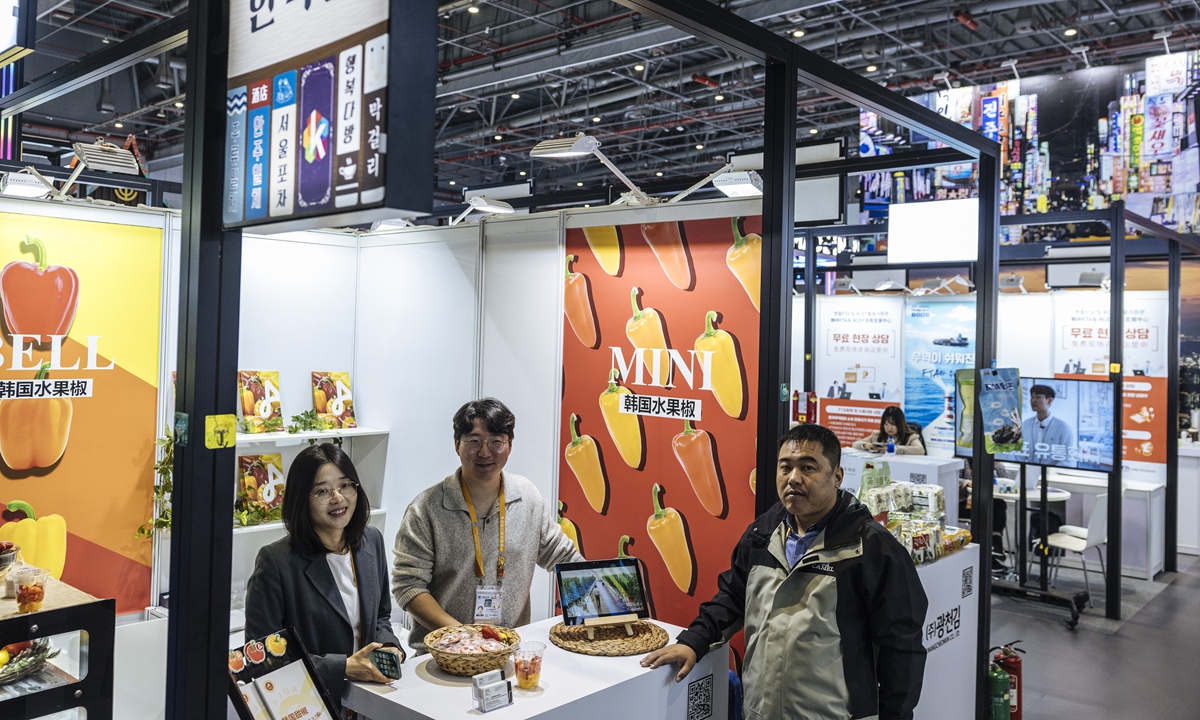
[235,455,285,527]
[856,477,967,566]
[238,371,284,433]
[311,372,356,429]
[909,484,946,525]
[228,629,336,720]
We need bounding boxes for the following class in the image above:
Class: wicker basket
[424,624,520,677]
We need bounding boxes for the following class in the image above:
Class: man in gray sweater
[392,398,583,653]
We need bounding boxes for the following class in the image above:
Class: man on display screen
[1025,384,1074,465]
[641,423,928,719]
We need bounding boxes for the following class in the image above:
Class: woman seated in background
[246,443,403,715]
[851,405,925,455]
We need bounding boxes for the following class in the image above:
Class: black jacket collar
[751,489,872,549]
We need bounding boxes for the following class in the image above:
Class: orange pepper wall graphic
[0,212,163,614]
[559,215,760,632]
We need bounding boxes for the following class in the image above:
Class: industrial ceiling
[9,0,1200,206]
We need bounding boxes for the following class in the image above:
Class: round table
[992,488,1072,578]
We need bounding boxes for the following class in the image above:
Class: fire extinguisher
[792,390,801,422]
[992,641,1025,720]
[806,391,818,425]
[988,662,1011,720]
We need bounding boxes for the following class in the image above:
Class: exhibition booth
[0,0,1085,717]
[0,191,986,719]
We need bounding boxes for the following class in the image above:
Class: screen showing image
[556,559,647,625]
[994,378,1115,471]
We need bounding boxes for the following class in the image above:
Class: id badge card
[474,585,503,624]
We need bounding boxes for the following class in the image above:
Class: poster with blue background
[904,298,976,456]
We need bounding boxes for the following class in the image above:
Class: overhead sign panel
[223,0,435,232]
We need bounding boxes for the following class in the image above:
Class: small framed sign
[228,627,339,720]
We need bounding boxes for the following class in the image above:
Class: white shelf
[235,426,389,447]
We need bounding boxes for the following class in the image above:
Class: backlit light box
[887,198,979,264]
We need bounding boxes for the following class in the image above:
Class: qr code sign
[687,674,713,720]
[962,566,974,598]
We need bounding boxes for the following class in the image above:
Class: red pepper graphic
[0,236,79,340]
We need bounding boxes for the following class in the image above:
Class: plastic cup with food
[14,567,48,614]
[513,641,545,690]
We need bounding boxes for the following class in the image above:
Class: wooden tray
[548,620,668,656]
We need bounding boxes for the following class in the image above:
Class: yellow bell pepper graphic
[695,311,744,418]
[582,226,622,276]
[626,287,670,387]
[557,501,582,555]
[599,369,643,468]
[647,484,693,593]
[727,217,761,311]
[565,413,608,513]
[0,501,67,579]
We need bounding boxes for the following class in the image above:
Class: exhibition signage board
[0,212,163,613]
[1052,291,1168,377]
[903,298,976,458]
[223,0,434,233]
[558,214,759,633]
[818,398,890,448]
[814,294,904,404]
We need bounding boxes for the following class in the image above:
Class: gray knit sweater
[391,470,583,652]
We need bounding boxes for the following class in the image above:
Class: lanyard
[461,477,506,582]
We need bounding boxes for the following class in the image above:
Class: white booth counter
[840,450,964,525]
[344,547,977,720]
[1176,443,1200,555]
[913,546,979,720]
[1046,468,1165,579]
[345,617,729,720]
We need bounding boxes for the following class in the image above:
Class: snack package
[238,370,283,433]
[238,455,285,509]
[860,461,892,492]
[910,484,946,523]
[980,368,1024,454]
[312,372,357,429]
[891,482,914,513]
[942,526,972,555]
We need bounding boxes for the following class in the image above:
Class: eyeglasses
[311,481,358,505]
[459,437,509,453]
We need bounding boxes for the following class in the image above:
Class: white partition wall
[239,232,361,418]
[478,213,564,621]
[356,225,483,553]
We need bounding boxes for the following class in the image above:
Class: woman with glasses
[392,398,583,654]
[246,443,404,715]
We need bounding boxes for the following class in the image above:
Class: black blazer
[245,525,402,711]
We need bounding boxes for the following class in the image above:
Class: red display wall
[558,214,761,631]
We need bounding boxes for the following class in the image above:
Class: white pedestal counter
[840,450,965,525]
[345,617,729,720]
[913,546,979,720]
[1178,443,1200,555]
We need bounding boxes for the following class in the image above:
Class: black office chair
[907,422,927,453]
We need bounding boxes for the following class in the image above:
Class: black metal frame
[0,15,187,118]
[0,598,116,719]
[164,0,241,717]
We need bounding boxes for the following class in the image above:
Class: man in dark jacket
[642,423,928,720]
